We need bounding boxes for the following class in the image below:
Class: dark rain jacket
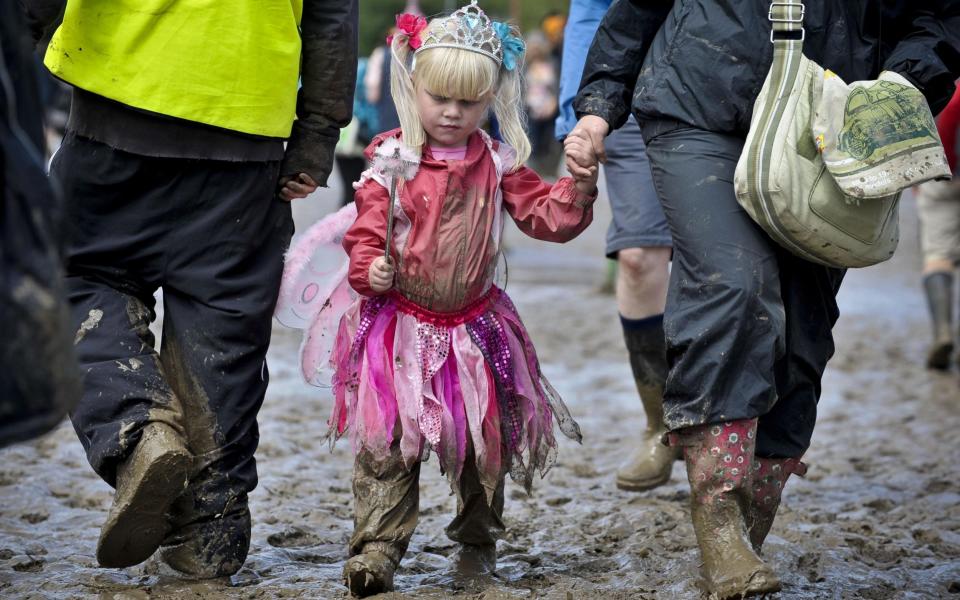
[574,0,960,135]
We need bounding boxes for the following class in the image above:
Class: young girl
[277,2,598,596]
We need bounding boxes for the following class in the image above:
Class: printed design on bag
[837,81,939,162]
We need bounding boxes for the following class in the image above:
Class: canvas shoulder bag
[733,0,949,268]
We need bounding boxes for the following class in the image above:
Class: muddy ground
[1,176,958,599]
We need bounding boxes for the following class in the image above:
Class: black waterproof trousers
[640,121,845,459]
[51,133,293,532]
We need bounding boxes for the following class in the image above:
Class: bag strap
[769,0,805,47]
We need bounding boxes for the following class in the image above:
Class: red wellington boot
[672,419,782,599]
[747,457,807,553]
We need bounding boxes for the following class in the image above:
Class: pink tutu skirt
[329,287,581,498]
[274,203,580,501]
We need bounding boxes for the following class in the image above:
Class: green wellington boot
[616,316,680,491]
[923,272,954,370]
[97,421,191,568]
[674,419,781,599]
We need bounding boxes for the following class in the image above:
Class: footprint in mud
[568,462,600,479]
[0,470,23,486]
[11,557,44,572]
[64,493,109,510]
[20,512,49,524]
[925,478,952,494]
[266,526,321,548]
[862,497,895,512]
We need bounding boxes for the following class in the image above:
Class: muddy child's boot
[97,421,191,568]
[746,457,807,553]
[344,543,402,597]
[923,272,954,370]
[616,315,680,491]
[447,452,505,587]
[672,419,781,599]
[344,447,420,597]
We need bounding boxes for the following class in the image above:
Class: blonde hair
[389,19,530,170]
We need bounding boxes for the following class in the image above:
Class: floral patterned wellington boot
[747,457,807,552]
[671,419,782,599]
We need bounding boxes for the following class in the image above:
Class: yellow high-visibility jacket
[45,0,303,138]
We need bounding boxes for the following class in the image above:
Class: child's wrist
[575,180,598,196]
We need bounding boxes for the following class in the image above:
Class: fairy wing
[275,202,359,330]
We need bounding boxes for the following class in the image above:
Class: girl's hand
[279,173,319,201]
[564,132,599,194]
[368,257,395,293]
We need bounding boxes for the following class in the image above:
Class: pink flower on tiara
[386,13,428,50]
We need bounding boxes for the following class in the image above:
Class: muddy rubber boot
[343,543,400,597]
[673,419,781,599]
[160,500,251,579]
[97,421,191,568]
[616,315,680,491]
[923,272,954,370]
[347,446,419,595]
[746,457,807,553]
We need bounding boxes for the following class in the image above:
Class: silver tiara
[415,1,503,66]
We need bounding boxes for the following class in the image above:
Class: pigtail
[493,25,530,171]
[390,34,426,152]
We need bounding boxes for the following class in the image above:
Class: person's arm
[572,0,673,132]
[17,0,65,45]
[936,84,960,173]
[501,165,597,243]
[555,0,609,140]
[342,179,390,296]
[883,0,960,115]
[281,0,359,187]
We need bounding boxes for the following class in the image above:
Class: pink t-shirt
[428,145,467,161]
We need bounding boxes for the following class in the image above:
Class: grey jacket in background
[574,0,960,135]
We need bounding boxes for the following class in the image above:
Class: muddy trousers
[640,121,845,459]
[349,444,506,561]
[51,133,293,542]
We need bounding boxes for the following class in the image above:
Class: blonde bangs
[414,47,498,101]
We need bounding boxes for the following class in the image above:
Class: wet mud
[1,191,958,599]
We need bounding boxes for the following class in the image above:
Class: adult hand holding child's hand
[368,256,395,293]
[564,127,601,195]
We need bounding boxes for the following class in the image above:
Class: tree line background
[359,0,569,56]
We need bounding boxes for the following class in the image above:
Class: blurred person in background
[335,57,380,207]
[916,82,960,370]
[524,30,561,176]
[1,1,80,450]
[555,0,675,493]
[365,25,405,137]
[31,0,358,579]
[540,10,566,66]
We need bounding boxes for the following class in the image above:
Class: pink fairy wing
[276,203,358,330]
[299,277,355,386]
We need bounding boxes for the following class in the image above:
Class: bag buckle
[770,29,806,43]
[768,1,805,23]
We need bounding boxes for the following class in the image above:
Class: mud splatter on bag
[813,70,951,199]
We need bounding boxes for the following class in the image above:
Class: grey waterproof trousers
[640,121,845,459]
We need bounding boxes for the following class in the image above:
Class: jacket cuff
[557,177,598,209]
[573,89,627,132]
[280,124,338,186]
